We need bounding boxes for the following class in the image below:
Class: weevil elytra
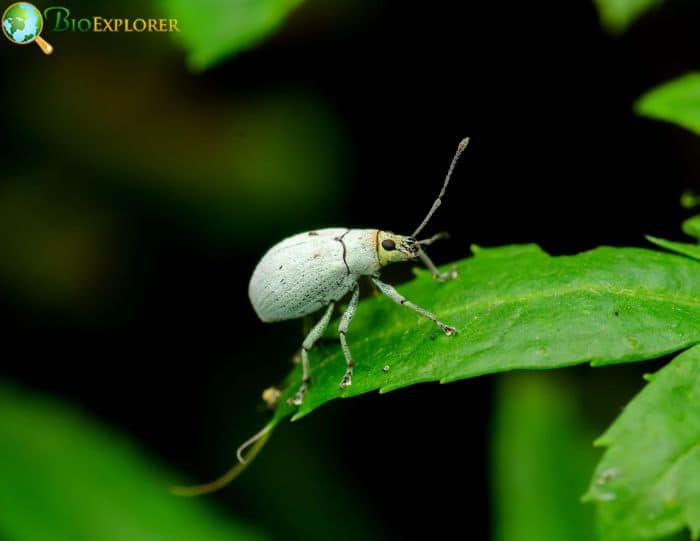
[172,138,469,496]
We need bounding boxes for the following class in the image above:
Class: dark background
[2,1,699,539]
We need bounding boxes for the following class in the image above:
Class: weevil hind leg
[418,248,457,282]
[370,276,457,335]
[291,315,315,365]
[338,284,360,390]
[288,302,335,406]
[302,315,314,339]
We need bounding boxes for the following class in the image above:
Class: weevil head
[376,230,420,266]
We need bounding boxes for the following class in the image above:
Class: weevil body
[249,228,378,322]
[249,229,429,321]
[173,137,470,497]
[248,138,470,406]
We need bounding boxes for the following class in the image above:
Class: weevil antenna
[418,232,449,246]
[171,421,275,497]
[412,137,470,238]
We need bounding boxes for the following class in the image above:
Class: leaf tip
[592,436,609,448]
[186,52,213,73]
[290,410,309,422]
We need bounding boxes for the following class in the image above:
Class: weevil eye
[381,239,396,251]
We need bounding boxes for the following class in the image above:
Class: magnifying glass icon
[2,2,53,55]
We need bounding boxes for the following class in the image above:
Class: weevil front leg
[417,233,457,282]
[418,249,457,281]
[338,284,360,390]
[370,277,457,335]
[288,302,335,406]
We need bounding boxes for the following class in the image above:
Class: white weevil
[172,138,469,497]
[249,137,469,406]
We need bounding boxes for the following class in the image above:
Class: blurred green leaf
[683,215,700,240]
[160,0,306,70]
[584,344,700,541]
[682,192,700,210]
[0,384,267,541]
[593,0,662,33]
[492,373,598,541]
[646,236,700,261]
[635,73,700,135]
[12,56,347,240]
[269,244,700,423]
[0,180,113,307]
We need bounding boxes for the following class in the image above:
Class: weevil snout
[377,231,421,265]
[400,236,420,258]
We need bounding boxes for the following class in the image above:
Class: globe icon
[2,2,52,53]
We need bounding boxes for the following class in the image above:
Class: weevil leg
[302,315,313,338]
[292,315,315,365]
[370,277,457,335]
[417,232,457,281]
[338,284,360,390]
[289,302,335,406]
[418,248,457,281]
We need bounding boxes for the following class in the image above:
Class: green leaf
[646,235,700,261]
[683,215,700,241]
[593,0,662,34]
[160,0,306,70]
[270,245,700,423]
[492,373,598,541]
[635,73,700,135]
[584,344,700,541]
[0,384,266,541]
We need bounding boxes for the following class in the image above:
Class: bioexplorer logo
[2,3,180,55]
[2,3,53,54]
